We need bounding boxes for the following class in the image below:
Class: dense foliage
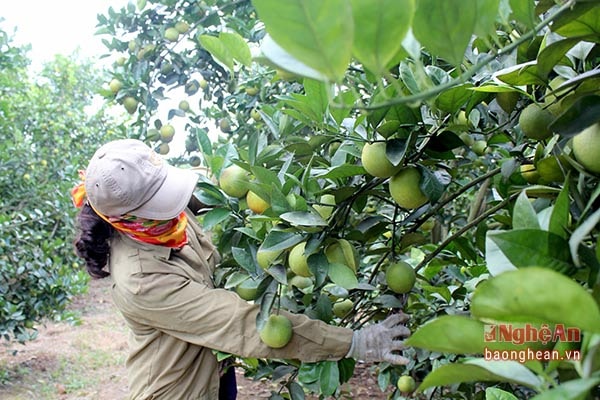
[14,0,595,398]
[0,29,121,342]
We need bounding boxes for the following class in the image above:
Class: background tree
[94,0,600,398]
[0,28,121,342]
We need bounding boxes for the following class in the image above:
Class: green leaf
[219,32,251,66]
[553,5,600,37]
[194,183,226,206]
[251,165,282,189]
[549,95,600,137]
[350,0,414,75]
[569,208,600,268]
[261,230,305,252]
[530,377,600,400]
[319,360,340,396]
[195,128,213,155]
[419,360,541,392]
[495,62,545,86]
[399,61,420,94]
[537,36,591,80]
[420,284,452,303]
[486,387,519,400]
[512,191,540,230]
[466,359,542,389]
[201,208,231,230]
[303,78,331,117]
[548,183,570,239]
[287,381,305,400]
[509,0,537,29]
[419,167,450,204]
[328,263,358,290]
[199,35,234,71]
[435,84,474,113]
[257,36,329,82]
[232,246,257,274]
[252,0,354,82]
[280,211,328,227]
[265,263,287,285]
[298,362,320,384]
[338,358,356,385]
[331,90,358,125]
[386,138,408,166]
[471,267,600,333]
[412,0,477,66]
[406,315,486,354]
[486,229,573,274]
[235,227,261,241]
[317,164,366,180]
[474,0,501,37]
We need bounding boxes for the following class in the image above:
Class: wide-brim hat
[85,139,198,219]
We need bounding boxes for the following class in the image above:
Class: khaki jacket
[109,210,353,400]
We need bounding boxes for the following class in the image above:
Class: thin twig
[415,192,520,273]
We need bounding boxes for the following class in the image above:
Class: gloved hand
[346,313,410,364]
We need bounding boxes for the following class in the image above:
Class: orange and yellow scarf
[71,170,188,248]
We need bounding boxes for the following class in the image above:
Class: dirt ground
[0,279,394,399]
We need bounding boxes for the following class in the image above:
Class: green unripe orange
[256,247,282,270]
[251,109,261,121]
[325,239,358,273]
[361,142,402,178]
[471,140,488,156]
[397,375,416,393]
[333,299,354,318]
[158,143,170,155]
[259,314,293,348]
[123,96,138,115]
[314,194,336,220]
[219,164,250,198]
[496,91,519,113]
[189,156,202,167]
[164,27,180,42]
[572,123,600,174]
[159,124,175,143]
[520,164,540,184]
[389,167,428,209]
[178,100,190,112]
[289,275,313,289]
[246,191,269,214]
[219,118,232,133]
[519,103,554,140]
[235,278,260,301]
[288,242,311,277]
[175,21,190,33]
[386,261,416,294]
[245,86,259,95]
[109,78,123,94]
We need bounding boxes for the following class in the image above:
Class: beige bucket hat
[85,139,198,219]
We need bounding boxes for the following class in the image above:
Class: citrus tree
[96,0,600,398]
[0,29,122,343]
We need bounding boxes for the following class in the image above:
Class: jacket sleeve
[113,270,354,362]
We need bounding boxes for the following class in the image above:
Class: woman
[72,139,410,400]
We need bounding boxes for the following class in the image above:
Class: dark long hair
[74,203,114,279]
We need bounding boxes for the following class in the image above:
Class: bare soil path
[0,279,392,399]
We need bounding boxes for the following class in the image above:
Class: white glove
[346,313,410,364]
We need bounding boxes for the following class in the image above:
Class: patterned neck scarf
[71,170,188,248]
